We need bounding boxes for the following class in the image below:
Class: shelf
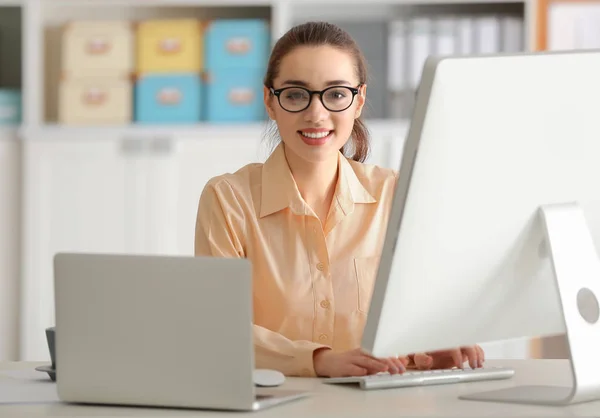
[40,2,272,125]
[0,0,24,6]
[291,1,525,22]
[43,0,274,6]
[19,119,409,141]
[20,123,267,141]
[32,0,529,126]
[2,0,528,5]
[294,0,527,3]
[0,126,18,138]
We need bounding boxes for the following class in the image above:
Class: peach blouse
[195,143,398,377]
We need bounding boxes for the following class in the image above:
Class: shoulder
[200,161,264,207]
[347,159,399,196]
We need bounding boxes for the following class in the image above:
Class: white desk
[1,359,598,417]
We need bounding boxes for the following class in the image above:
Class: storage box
[0,89,21,125]
[135,74,201,124]
[62,20,134,78]
[136,19,202,74]
[58,77,132,125]
[204,19,270,70]
[203,68,265,123]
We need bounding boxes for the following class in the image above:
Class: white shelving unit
[0,130,21,363]
[0,0,538,361]
[0,0,22,363]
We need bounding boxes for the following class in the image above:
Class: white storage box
[58,76,132,125]
[61,20,134,78]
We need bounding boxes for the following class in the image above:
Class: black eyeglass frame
[269,84,363,113]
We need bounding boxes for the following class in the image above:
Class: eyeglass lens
[279,87,355,112]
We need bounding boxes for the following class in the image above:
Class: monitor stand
[460,202,600,406]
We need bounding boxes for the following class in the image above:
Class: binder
[501,16,524,52]
[456,16,474,55]
[409,17,432,89]
[388,19,408,92]
[435,16,456,57]
[475,15,500,54]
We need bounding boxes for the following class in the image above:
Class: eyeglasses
[270,85,361,113]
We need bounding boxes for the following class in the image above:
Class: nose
[303,94,328,123]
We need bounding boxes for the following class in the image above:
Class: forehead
[275,45,357,88]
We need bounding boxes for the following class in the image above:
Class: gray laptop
[53,253,309,411]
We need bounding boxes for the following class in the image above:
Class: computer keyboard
[322,366,515,390]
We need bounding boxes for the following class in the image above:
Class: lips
[299,130,332,139]
[297,129,334,146]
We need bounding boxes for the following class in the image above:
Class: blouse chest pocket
[354,256,381,313]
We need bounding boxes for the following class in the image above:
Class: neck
[283,145,339,214]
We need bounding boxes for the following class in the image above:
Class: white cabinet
[152,134,267,257]
[21,137,130,360]
[108,133,267,258]
[0,131,20,361]
[367,120,408,169]
[19,131,267,360]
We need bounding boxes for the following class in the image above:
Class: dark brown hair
[263,21,370,163]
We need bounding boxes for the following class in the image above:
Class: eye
[283,88,309,101]
[325,88,348,101]
[286,92,305,100]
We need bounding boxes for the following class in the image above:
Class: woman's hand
[313,347,408,378]
[409,345,485,370]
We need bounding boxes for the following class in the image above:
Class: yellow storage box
[136,18,203,74]
[62,20,135,78]
[58,76,132,125]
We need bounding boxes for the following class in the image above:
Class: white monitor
[361,49,600,406]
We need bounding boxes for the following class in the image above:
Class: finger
[397,356,410,368]
[384,357,406,374]
[426,350,455,369]
[476,345,485,367]
[344,365,368,377]
[391,357,407,373]
[357,349,391,363]
[353,355,389,375]
[356,349,402,373]
[451,349,464,369]
[382,358,399,374]
[414,353,433,370]
[462,346,478,369]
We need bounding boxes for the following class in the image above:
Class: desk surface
[0,359,598,417]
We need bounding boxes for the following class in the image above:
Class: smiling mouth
[298,130,333,139]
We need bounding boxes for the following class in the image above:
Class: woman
[195,21,485,378]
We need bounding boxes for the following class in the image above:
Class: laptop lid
[53,253,256,410]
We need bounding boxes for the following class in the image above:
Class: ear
[355,84,367,119]
[263,86,276,120]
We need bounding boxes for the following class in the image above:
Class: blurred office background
[0,0,597,363]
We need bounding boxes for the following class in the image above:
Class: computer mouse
[253,369,285,387]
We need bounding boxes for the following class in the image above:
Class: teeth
[300,131,331,139]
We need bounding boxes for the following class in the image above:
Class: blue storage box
[0,89,22,125]
[135,74,202,124]
[204,19,270,70]
[203,68,266,123]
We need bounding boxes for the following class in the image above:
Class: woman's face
[264,45,366,165]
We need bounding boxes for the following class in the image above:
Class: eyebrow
[281,79,352,88]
